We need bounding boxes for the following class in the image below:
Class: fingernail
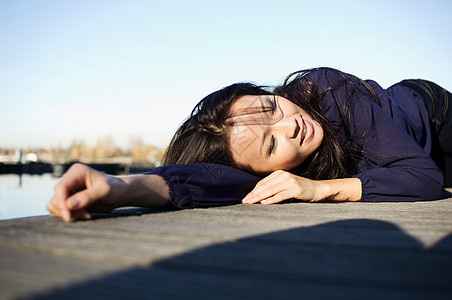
[68,198,79,209]
[62,210,70,222]
[243,197,254,204]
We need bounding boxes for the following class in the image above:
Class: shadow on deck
[31,219,452,299]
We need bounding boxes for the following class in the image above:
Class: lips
[293,116,311,146]
[300,118,307,145]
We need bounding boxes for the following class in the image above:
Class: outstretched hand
[46,163,128,222]
[242,170,324,204]
[241,170,361,204]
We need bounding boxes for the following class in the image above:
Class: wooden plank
[1,198,452,299]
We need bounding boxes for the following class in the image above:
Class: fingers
[55,163,90,195]
[46,163,98,222]
[243,170,294,204]
[46,199,61,218]
[65,181,111,211]
[242,170,321,205]
[47,194,71,221]
[260,190,293,205]
[69,209,92,221]
[47,197,91,222]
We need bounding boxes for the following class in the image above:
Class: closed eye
[268,135,276,156]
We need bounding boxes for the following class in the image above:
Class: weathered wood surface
[1,193,452,299]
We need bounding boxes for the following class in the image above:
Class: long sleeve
[147,163,261,208]
[312,69,444,202]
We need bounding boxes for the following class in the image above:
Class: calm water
[0,174,60,220]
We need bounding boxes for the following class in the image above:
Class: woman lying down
[47,67,451,222]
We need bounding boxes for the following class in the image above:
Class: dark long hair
[274,67,381,179]
[163,67,379,180]
[163,83,271,167]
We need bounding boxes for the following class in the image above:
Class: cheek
[273,141,302,170]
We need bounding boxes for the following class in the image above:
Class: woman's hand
[47,163,128,222]
[242,170,362,204]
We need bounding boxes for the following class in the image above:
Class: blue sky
[1,0,451,149]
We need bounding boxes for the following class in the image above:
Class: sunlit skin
[46,95,361,223]
[229,95,324,174]
[228,94,361,204]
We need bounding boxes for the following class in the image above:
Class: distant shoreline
[0,162,154,176]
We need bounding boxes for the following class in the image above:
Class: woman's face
[228,95,324,174]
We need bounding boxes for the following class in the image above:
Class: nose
[274,116,300,139]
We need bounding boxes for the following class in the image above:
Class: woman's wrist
[317,178,362,202]
[118,174,170,208]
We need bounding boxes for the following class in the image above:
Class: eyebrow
[260,96,273,158]
[263,96,277,158]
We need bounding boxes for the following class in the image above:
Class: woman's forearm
[316,178,362,202]
[47,164,171,222]
[118,174,170,208]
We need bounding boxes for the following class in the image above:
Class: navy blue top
[150,68,444,208]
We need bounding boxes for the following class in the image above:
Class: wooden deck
[1,191,452,299]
